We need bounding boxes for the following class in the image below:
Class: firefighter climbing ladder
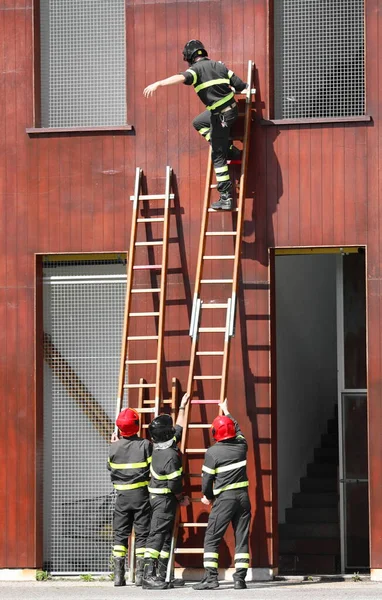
[115,165,174,580]
[167,60,255,579]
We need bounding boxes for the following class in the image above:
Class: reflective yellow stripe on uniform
[113,544,127,557]
[204,552,219,558]
[204,561,218,568]
[235,553,250,559]
[160,550,170,559]
[204,552,219,569]
[213,480,249,496]
[194,78,230,93]
[235,563,250,568]
[135,547,145,556]
[202,465,216,475]
[147,456,152,463]
[108,458,149,469]
[144,548,160,559]
[208,91,235,112]
[148,487,171,494]
[187,68,197,85]
[150,466,182,480]
[228,70,234,78]
[215,460,247,474]
[113,480,149,490]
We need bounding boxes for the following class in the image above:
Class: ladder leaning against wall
[115,165,175,580]
[167,60,256,579]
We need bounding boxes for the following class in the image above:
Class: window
[274,0,365,119]
[39,0,126,128]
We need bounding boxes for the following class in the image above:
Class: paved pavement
[0,578,382,600]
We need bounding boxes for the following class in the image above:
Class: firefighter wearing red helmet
[193,399,251,590]
[107,407,151,587]
[143,41,247,211]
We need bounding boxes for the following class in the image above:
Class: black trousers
[203,490,251,580]
[192,104,239,194]
[113,489,151,558]
[144,495,177,560]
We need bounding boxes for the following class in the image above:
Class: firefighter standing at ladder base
[143,40,247,211]
[193,399,251,590]
[108,408,151,587]
[142,393,190,590]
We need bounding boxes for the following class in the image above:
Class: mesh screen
[274,0,365,119]
[43,257,127,573]
[40,0,126,128]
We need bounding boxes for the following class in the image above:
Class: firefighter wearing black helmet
[143,40,247,211]
[193,398,251,591]
[141,393,190,590]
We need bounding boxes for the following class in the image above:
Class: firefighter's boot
[211,192,233,211]
[113,556,126,587]
[142,558,169,590]
[157,557,185,587]
[233,568,247,589]
[192,567,219,590]
[135,556,145,586]
[227,145,242,161]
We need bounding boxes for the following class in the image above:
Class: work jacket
[182,57,247,113]
[148,425,183,497]
[201,414,249,500]
[108,434,152,492]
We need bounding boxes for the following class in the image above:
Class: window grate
[40,0,126,128]
[274,0,365,119]
[43,258,127,573]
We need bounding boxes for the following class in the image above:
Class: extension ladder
[115,165,174,580]
[167,61,255,578]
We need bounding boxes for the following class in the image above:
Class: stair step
[300,477,337,493]
[279,537,340,556]
[279,553,338,575]
[279,522,339,539]
[306,463,338,478]
[321,433,339,448]
[285,507,339,524]
[327,418,338,435]
[314,447,339,464]
[292,492,339,508]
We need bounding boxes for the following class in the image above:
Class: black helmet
[182,40,208,64]
[148,414,175,443]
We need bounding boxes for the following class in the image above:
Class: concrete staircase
[279,411,340,574]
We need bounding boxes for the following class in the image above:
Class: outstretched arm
[143,74,186,97]
[176,392,190,428]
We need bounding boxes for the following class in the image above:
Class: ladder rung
[203,256,235,260]
[199,327,226,332]
[207,207,239,212]
[179,523,208,528]
[137,217,165,222]
[162,399,173,404]
[205,231,237,237]
[136,408,157,413]
[191,400,220,404]
[185,448,207,453]
[129,312,160,317]
[201,303,228,309]
[200,280,233,285]
[124,383,156,389]
[174,548,204,554]
[194,375,222,380]
[196,351,224,356]
[130,194,175,201]
[188,424,212,429]
[131,288,160,293]
[133,265,162,270]
[126,359,157,364]
[135,241,163,246]
[210,184,218,189]
[127,336,159,340]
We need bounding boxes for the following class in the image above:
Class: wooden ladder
[115,165,174,580]
[167,61,255,578]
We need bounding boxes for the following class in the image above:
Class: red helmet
[211,415,236,442]
[116,408,140,437]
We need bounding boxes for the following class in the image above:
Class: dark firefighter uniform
[181,57,247,198]
[108,434,152,564]
[200,414,251,587]
[143,425,183,564]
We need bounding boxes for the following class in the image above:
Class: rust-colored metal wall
[0,0,381,573]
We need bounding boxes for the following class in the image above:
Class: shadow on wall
[243,66,283,267]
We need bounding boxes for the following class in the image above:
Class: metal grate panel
[274,0,365,119]
[40,0,126,128]
[43,257,127,573]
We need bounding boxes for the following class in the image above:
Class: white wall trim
[0,569,37,581]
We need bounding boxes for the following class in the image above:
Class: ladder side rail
[115,167,143,428]
[154,166,172,416]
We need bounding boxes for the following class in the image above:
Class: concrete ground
[0,577,381,600]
